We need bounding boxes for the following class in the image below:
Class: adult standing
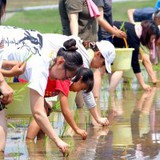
[59,0,98,42]
[94,0,126,41]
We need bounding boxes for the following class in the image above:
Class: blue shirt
[155,0,160,10]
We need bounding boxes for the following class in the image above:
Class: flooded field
[2,71,160,160]
[1,1,158,159]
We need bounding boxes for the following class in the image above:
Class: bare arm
[2,60,19,69]
[97,7,126,39]
[89,106,109,126]
[30,89,69,154]
[59,92,87,140]
[140,53,157,84]
[68,13,79,36]
[0,62,26,77]
[135,72,151,91]
[127,9,136,24]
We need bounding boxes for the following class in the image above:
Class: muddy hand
[57,139,70,157]
[0,81,13,105]
[76,128,87,140]
[97,117,110,126]
[113,26,127,39]
[143,84,152,92]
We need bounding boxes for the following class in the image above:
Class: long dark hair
[73,67,94,93]
[140,20,159,49]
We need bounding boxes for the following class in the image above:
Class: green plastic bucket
[112,48,134,71]
[123,60,144,79]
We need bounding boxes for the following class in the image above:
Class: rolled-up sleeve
[82,91,96,109]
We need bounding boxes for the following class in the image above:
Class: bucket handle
[123,38,128,48]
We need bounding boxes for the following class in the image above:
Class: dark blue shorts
[134,7,157,22]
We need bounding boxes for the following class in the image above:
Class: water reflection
[130,87,159,159]
[26,138,62,160]
[4,81,160,159]
[70,127,110,160]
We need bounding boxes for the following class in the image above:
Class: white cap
[96,40,116,73]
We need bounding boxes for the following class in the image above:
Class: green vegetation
[4,9,62,33]
[13,83,29,101]
[3,0,156,33]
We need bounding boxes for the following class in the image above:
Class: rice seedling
[12,145,21,160]
[11,51,33,101]
[44,134,49,143]
[8,122,16,129]
[64,139,74,157]
[119,21,128,48]
[13,83,29,101]
[102,90,108,111]
[18,119,28,141]
[59,122,69,138]
[74,109,80,125]
[6,52,32,102]
[52,101,61,112]
[84,111,88,130]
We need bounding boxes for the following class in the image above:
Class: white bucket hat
[96,40,116,73]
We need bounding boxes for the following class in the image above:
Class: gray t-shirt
[59,0,98,42]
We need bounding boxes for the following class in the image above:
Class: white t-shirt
[43,33,91,68]
[0,27,96,108]
[0,26,55,96]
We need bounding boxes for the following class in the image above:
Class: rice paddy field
[2,0,160,160]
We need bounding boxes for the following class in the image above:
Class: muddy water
[3,72,160,160]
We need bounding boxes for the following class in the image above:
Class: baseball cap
[96,40,116,73]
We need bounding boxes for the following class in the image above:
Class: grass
[3,9,62,33]
[3,0,156,33]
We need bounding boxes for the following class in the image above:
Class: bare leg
[0,110,7,152]
[27,101,51,140]
[26,118,41,140]
[108,71,123,92]
[75,91,84,108]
